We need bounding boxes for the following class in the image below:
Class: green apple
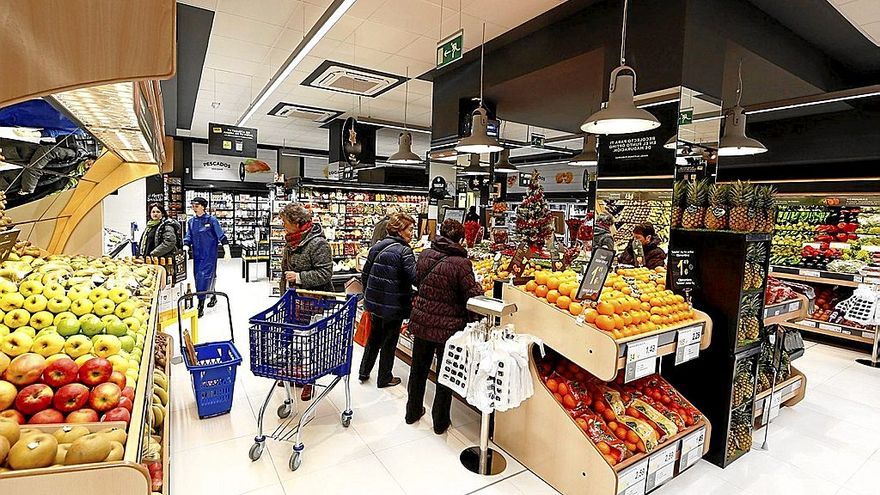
[16,326,35,338]
[118,335,135,353]
[0,292,25,311]
[24,272,43,282]
[106,353,128,373]
[133,308,149,322]
[78,314,104,337]
[0,332,33,356]
[67,284,91,301]
[122,317,141,333]
[93,335,121,358]
[29,311,55,330]
[130,348,142,361]
[0,324,8,337]
[46,295,71,314]
[70,298,93,316]
[18,279,44,297]
[23,294,48,313]
[57,317,81,337]
[35,326,57,338]
[53,311,77,326]
[0,279,17,294]
[32,332,65,357]
[135,334,145,347]
[45,353,69,365]
[88,287,110,304]
[105,317,127,337]
[4,308,30,329]
[74,353,97,367]
[115,301,138,319]
[93,298,115,317]
[63,334,93,358]
[108,287,131,304]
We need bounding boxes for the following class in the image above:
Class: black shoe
[197,300,205,318]
[207,296,217,308]
[433,423,450,435]
[358,374,369,383]
[405,407,425,425]
[377,377,401,388]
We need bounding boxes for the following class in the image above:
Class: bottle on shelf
[184,283,194,309]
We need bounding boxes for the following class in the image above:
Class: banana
[152,372,168,391]
[153,386,168,406]
[151,404,165,428]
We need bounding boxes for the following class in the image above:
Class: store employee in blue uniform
[184,197,231,316]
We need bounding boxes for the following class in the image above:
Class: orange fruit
[535,285,549,298]
[570,287,580,299]
[597,301,615,316]
[611,329,624,340]
[525,280,537,292]
[612,300,624,314]
[650,297,662,307]
[569,302,584,316]
[557,295,572,310]
[622,327,633,337]
[547,277,561,290]
[613,314,625,329]
[558,282,574,296]
[546,290,560,304]
[622,312,633,326]
[650,314,662,324]
[596,315,616,332]
[535,272,549,286]
[584,308,598,322]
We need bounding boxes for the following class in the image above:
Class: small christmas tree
[516,170,555,251]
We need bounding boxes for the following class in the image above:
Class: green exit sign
[679,108,693,125]
[437,29,464,69]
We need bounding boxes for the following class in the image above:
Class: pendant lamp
[493,148,518,173]
[663,134,678,149]
[569,135,599,166]
[455,24,503,154]
[461,153,489,176]
[718,60,767,156]
[389,67,423,164]
[580,0,660,135]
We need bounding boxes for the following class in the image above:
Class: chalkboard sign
[667,248,698,293]
[506,243,530,279]
[172,250,187,284]
[577,247,614,301]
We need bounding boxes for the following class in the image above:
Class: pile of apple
[0,420,128,472]
[0,354,133,425]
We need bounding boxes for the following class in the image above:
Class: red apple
[66,408,99,423]
[42,357,79,388]
[3,353,47,386]
[0,409,25,424]
[108,371,126,389]
[29,408,65,424]
[54,383,90,413]
[88,382,121,412]
[15,383,54,415]
[101,406,131,424]
[78,357,113,386]
[118,396,133,412]
[121,386,135,402]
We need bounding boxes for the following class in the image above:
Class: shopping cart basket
[177,291,242,419]
[247,288,358,471]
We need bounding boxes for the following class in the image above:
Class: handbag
[782,328,805,361]
[354,311,371,347]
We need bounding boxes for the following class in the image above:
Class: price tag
[681,447,702,470]
[675,325,703,365]
[801,320,817,328]
[853,275,864,283]
[617,459,648,495]
[788,300,801,312]
[818,323,838,333]
[799,269,821,278]
[646,443,679,491]
[680,427,706,455]
[762,391,782,423]
[624,336,659,383]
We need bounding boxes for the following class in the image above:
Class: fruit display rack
[597,190,672,251]
[0,270,163,494]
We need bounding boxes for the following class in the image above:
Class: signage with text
[191,143,277,184]
[208,122,258,158]
[667,248,698,293]
[577,248,614,301]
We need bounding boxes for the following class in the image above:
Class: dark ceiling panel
[175,4,214,131]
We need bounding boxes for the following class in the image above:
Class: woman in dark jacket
[405,219,482,433]
[592,212,616,254]
[139,203,179,258]
[359,212,417,388]
[618,222,666,269]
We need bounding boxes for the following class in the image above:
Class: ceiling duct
[303,61,405,97]
[268,102,342,123]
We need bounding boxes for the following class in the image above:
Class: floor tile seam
[461,469,529,495]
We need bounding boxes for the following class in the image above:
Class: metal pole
[856,324,880,368]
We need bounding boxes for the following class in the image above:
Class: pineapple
[671,180,686,228]
[731,411,753,451]
[754,185,778,233]
[737,294,761,343]
[705,183,729,230]
[681,179,708,229]
[743,243,767,290]
[728,180,756,232]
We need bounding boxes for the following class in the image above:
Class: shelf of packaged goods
[782,319,875,344]
[500,285,712,382]
[496,354,710,495]
[753,366,807,427]
[763,294,809,325]
[769,265,872,287]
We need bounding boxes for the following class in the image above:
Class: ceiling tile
[347,0,389,20]
[440,14,507,51]
[407,78,433,97]
[380,53,434,77]
[462,0,560,29]
[838,0,880,24]
[216,0,301,27]
[276,28,306,52]
[862,20,880,39]
[212,12,285,47]
[396,36,438,64]
[367,0,446,38]
[351,20,421,55]
[204,52,273,83]
[207,35,273,62]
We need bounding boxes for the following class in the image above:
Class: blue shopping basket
[178,291,242,419]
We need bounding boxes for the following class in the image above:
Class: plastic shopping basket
[178,291,242,419]
[248,289,358,384]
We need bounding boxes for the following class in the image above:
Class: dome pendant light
[389,67,423,164]
[580,0,660,135]
[569,135,599,166]
[718,60,767,157]
[461,153,489,176]
[493,148,518,173]
[455,24,504,154]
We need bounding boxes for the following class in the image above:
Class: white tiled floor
[169,261,880,495]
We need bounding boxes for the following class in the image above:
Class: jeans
[405,337,452,432]
[358,314,402,385]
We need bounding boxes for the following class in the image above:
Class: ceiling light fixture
[460,153,490,176]
[236,0,355,126]
[718,60,768,157]
[569,135,599,166]
[455,24,504,154]
[580,0,660,135]
[493,148,518,173]
[389,67,423,165]
[663,134,678,149]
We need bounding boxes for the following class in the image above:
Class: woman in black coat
[139,203,179,257]
[359,212,417,388]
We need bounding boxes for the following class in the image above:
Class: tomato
[545,378,559,393]
[553,393,563,403]
[582,395,592,407]
[626,430,640,443]
[557,382,570,397]
[575,417,589,431]
[594,401,606,414]
[603,454,618,466]
[596,442,612,455]
[616,427,628,439]
[661,395,671,404]
[607,421,618,431]
[575,371,587,382]
[603,409,616,422]
[637,440,646,452]
[685,416,694,426]
[563,394,578,409]
[621,393,631,403]
[626,407,640,418]
[568,363,581,374]
[625,441,637,452]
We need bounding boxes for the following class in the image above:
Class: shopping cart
[247,288,358,471]
[177,291,242,419]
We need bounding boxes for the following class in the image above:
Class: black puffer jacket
[362,236,417,319]
[150,219,180,257]
[409,236,483,343]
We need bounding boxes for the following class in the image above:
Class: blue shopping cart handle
[177,291,236,357]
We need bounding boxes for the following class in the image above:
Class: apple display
[0,292,25,311]
[31,331,65,357]
[53,311,77,327]
[74,353,97,367]
[42,357,79,387]
[0,324,9,337]
[0,409,25,424]
[23,294,48,313]
[88,382,121,412]
[0,352,8,375]
[117,396,133,412]
[4,308,31,329]
[46,296,71,314]
[106,355,128,375]
[92,335,121,359]
[107,370,126,388]
[54,383,89,413]
[67,284,91,301]
[35,326,57,338]
[43,282,66,300]
[70,298,94,317]
[44,353,68,365]
[88,287,109,304]
[93,298,115,317]
[16,326,36,338]
[63,334,93,358]
[28,408,65,424]
[0,380,16,410]
[101,406,131,424]
[65,408,99,423]
[115,301,138,320]
[0,279,17,295]
[56,317,81,337]
[78,313,104,337]
[0,332,33,356]
[18,280,44,298]
[118,335,135,353]
[108,287,131,304]
[3,353,46,386]
[7,432,56,469]
[104,317,128,337]
[121,386,135,402]
[122,317,141,333]
[15,383,54,415]
[78,357,112,386]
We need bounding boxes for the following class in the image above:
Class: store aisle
[169,261,880,495]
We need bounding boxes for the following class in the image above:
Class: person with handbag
[359,212,417,388]
[405,219,483,434]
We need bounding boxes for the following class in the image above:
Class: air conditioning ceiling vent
[267,103,342,123]
[302,61,405,98]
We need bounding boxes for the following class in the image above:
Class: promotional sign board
[507,163,588,194]
[191,143,277,184]
[208,122,258,158]
[597,101,677,178]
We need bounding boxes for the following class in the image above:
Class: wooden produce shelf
[763,293,809,326]
[769,265,870,288]
[496,354,711,495]
[501,285,712,381]
[782,319,875,344]
[753,366,807,427]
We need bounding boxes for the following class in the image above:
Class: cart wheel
[341,413,352,428]
[289,451,302,471]
[249,443,264,461]
[277,403,292,419]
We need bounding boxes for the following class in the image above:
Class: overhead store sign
[191,143,276,184]
[530,133,545,148]
[508,163,588,194]
[208,122,258,158]
[598,101,677,178]
[437,29,464,69]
